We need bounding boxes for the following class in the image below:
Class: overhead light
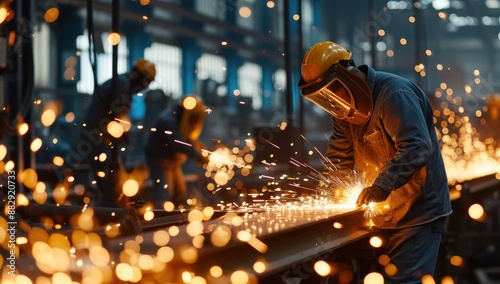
[486,0,500,9]
[449,13,479,26]
[386,1,410,10]
[432,0,451,10]
[482,16,499,25]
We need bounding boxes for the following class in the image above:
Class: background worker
[143,95,209,208]
[298,41,452,283]
[78,58,156,207]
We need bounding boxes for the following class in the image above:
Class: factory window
[33,23,53,88]
[144,43,182,99]
[273,68,286,92]
[196,0,225,20]
[268,0,285,41]
[196,53,227,104]
[301,0,314,45]
[273,68,286,108]
[195,0,228,37]
[196,53,227,84]
[76,30,128,94]
[302,0,313,27]
[238,62,262,109]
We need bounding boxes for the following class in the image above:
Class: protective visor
[298,63,373,126]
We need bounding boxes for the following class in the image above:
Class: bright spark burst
[287,168,367,210]
[204,145,253,189]
[363,202,378,218]
[203,149,252,169]
[288,135,368,207]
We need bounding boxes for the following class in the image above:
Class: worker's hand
[356,185,390,206]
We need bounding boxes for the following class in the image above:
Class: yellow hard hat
[134,58,156,81]
[179,95,206,141]
[301,41,351,83]
[298,41,372,126]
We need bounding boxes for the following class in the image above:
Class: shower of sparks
[202,149,252,169]
[432,83,500,183]
[301,134,342,172]
[363,202,378,219]
[259,175,274,179]
[441,127,500,183]
[203,143,254,190]
[261,160,276,166]
[204,132,373,212]
[113,117,131,125]
[173,139,192,146]
[288,135,368,206]
[295,164,367,206]
[260,137,280,149]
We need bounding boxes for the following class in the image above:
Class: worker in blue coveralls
[298,41,452,283]
[143,95,209,208]
[79,59,156,207]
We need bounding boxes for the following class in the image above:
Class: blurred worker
[78,58,156,207]
[485,93,500,141]
[143,95,209,208]
[298,41,452,283]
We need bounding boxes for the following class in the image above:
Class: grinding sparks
[289,154,367,206]
[174,139,192,147]
[362,199,392,219]
[363,202,379,219]
[259,175,274,179]
[260,137,280,149]
[203,149,252,169]
[312,170,365,209]
[203,145,254,190]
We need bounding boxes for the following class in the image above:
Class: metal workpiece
[104,205,372,282]
[17,203,142,236]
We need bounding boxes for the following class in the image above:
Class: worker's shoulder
[375,71,424,97]
[374,70,411,86]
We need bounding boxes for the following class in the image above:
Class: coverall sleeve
[373,91,433,191]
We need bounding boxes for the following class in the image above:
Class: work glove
[356,185,390,206]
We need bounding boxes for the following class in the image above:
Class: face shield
[298,62,373,126]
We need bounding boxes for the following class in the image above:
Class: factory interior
[1,0,500,283]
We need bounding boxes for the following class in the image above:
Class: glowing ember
[433,89,500,183]
[289,156,367,207]
[204,144,253,190]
